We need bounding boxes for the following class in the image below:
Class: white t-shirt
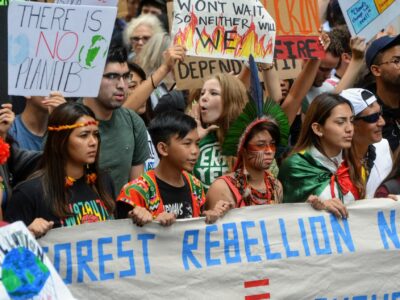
[366,139,393,198]
[303,82,335,113]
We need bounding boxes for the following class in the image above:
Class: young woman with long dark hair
[279,93,364,218]
[5,102,115,237]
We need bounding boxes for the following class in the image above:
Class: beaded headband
[48,120,99,131]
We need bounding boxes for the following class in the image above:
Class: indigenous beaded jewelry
[86,173,97,185]
[65,173,97,188]
[65,176,76,187]
[48,120,99,131]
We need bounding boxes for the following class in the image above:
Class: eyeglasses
[354,108,383,123]
[130,36,151,43]
[103,72,131,83]
[376,57,400,69]
[247,143,276,152]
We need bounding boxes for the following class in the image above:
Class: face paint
[246,150,274,170]
[244,131,276,170]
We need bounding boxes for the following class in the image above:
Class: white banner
[39,199,400,299]
[0,222,75,300]
[171,0,276,63]
[338,0,400,41]
[8,1,117,97]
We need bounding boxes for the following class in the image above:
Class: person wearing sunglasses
[206,100,289,210]
[366,34,400,151]
[340,88,392,198]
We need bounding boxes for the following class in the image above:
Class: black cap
[365,34,400,69]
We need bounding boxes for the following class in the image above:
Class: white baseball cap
[339,88,377,115]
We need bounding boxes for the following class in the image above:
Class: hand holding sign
[0,104,14,139]
[163,44,186,72]
[350,36,367,60]
[42,91,67,115]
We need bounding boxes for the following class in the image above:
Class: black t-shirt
[377,97,400,151]
[5,174,115,228]
[156,176,193,219]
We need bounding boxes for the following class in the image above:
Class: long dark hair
[292,93,365,198]
[38,102,114,218]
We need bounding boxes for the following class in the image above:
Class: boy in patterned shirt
[117,111,229,226]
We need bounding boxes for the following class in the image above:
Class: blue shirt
[8,115,44,151]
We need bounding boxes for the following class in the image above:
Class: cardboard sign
[261,0,324,59]
[174,56,243,90]
[338,0,400,40]
[55,0,118,7]
[174,57,301,90]
[275,58,302,80]
[39,199,400,299]
[0,222,75,300]
[171,0,276,63]
[8,1,117,97]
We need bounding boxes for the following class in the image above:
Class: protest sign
[174,56,243,90]
[261,0,324,59]
[40,199,400,299]
[338,0,400,41]
[8,1,117,97]
[171,0,276,63]
[0,221,75,300]
[174,56,301,90]
[55,0,118,7]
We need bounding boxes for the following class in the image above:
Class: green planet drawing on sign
[79,34,108,69]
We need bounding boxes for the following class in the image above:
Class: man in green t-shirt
[82,47,149,192]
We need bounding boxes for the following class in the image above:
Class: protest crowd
[1,0,400,296]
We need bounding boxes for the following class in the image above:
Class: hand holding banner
[39,199,400,299]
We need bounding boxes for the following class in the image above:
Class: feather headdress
[221,55,289,169]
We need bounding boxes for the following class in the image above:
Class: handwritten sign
[55,0,118,7]
[174,56,243,90]
[261,0,324,59]
[0,222,75,300]
[174,57,301,90]
[8,1,117,97]
[338,0,400,40]
[171,0,276,63]
[39,199,400,299]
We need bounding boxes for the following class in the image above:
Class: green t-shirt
[193,132,229,192]
[98,107,149,192]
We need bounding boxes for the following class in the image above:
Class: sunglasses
[354,109,383,123]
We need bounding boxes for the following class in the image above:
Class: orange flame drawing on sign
[174,11,274,59]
